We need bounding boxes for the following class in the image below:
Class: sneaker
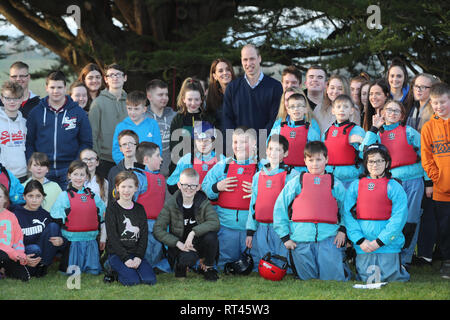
[440,260,450,279]
[204,268,219,282]
[35,264,48,278]
[411,255,432,267]
[103,270,118,283]
[174,261,187,278]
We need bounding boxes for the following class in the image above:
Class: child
[0,183,29,281]
[112,90,162,164]
[0,161,24,206]
[273,141,350,281]
[80,148,109,251]
[343,144,410,282]
[131,142,170,272]
[322,94,366,188]
[0,81,27,182]
[202,126,261,270]
[246,134,299,267]
[167,121,224,193]
[360,100,428,268]
[25,70,93,190]
[154,168,220,281]
[89,63,128,178]
[146,79,176,177]
[421,82,450,279]
[50,160,106,275]
[169,77,215,175]
[107,130,139,201]
[105,170,156,286]
[12,180,64,277]
[22,152,62,212]
[269,88,320,173]
[69,81,89,111]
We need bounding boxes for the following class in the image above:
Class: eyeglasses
[179,183,198,190]
[384,108,401,115]
[1,95,22,102]
[120,142,137,148]
[367,159,386,165]
[287,105,306,110]
[81,157,98,162]
[106,73,123,78]
[413,85,431,91]
[10,74,29,80]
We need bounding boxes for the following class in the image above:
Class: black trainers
[35,263,48,278]
[103,270,118,283]
[440,260,450,279]
[411,255,432,267]
[204,268,219,282]
[174,261,187,278]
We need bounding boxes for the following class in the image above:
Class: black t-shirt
[182,203,197,242]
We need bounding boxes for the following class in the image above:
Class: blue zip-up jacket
[50,186,105,242]
[25,96,93,170]
[112,116,162,164]
[0,164,24,205]
[269,117,321,173]
[360,122,429,182]
[246,160,299,233]
[202,156,262,231]
[321,121,366,184]
[343,177,408,254]
[167,151,225,186]
[273,171,347,243]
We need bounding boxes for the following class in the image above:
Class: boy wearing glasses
[0,81,28,182]
[89,63,128,178]
[154,168,220,281]
[112,90,162,164]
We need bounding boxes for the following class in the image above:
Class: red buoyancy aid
[254,170,288,223]
[355,177,392,220]
[324,123,357,166]
[137,172,166,220]
[65,189,99,232]
[192,155,218,184]
[279,123,308,167]
[0,171,9,192]
[379,125,418,168]
[291,173,338,224]
[217,161,257,210]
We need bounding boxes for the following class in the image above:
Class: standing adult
[281,65,302,91]
[303,65,327,111]
[78,63,105,112]
[1,61,40,119]
[222,44,283,152]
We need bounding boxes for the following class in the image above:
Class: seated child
[22,152,62,212]
[246,134,299,267]
[322,94,365,188]
[50,160,106,275]
[202,126,262,270]
[167,121,224,194]
[131,142,170,272]
[105,170,156,286]
[269,88,320,173]
[0,161,24,206]
[154,168,220,281]
[112,90,162,164]
[13,180,64,277]
[0,183,29,281]
[273,141,350,281]
[343,144,410,282]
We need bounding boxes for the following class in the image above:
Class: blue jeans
[47,167,69,190]
[108,254,157,286]
[356,252,410,283]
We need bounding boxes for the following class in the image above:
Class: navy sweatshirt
[12,205,54,246]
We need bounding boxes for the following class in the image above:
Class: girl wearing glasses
[343,144,410,283]
[360,100,429,269]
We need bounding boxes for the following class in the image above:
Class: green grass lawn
[1,262,449,300]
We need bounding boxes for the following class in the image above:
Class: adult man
[1,61,40,118]
[222,44,283,152]
[281,65,302,91]
[304,65,327,110]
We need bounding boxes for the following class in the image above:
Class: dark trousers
[0,250,30,281]
[417,195,438,259]
[108,254,156,286]
[168,231,219,275]
[435,201,450,260]
[97,159,116,180]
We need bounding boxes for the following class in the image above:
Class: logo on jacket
[147,132,153,138]
[313,177,321,185]
[1,130,25,145]
[202,164,209,171]
[368,182,375,191]
[80,195,88,202]
[290,131,296,139]
[266,179,272,188]
[332,129,338,137]
[62,116,77,130]
[388,132,396,140]
[237,167,244,175]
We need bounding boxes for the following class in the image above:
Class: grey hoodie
[0,107,27,178]
[89,89,127,162]
[146,106,176,177]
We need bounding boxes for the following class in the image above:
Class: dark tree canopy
[1,0,448,97]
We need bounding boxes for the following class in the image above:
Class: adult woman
[362,79,390,131]
[387,59,409,103]
[359,80,370,125]
[78,63,105,111]
[69,81,89,111]
[205,58,235,132]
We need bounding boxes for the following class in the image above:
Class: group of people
[0,43,449,288]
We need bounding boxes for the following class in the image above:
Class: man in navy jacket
[25,71,93,190]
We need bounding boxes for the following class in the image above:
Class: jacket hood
[98,88,127,101]
[174,189,208,211]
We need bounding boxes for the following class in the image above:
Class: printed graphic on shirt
[22,218,47,237]
[1,130,25,145]
[0,220,12,245]
[121,216,140,239]
[62,116,77,130]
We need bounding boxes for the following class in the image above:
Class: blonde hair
[322,74,351,113]
[277,87,315,123]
